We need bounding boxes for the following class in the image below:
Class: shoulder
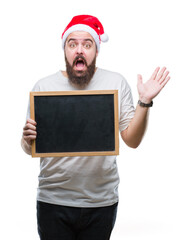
[35,71,61,86]
[97,68,126,80]
[96,68,131,89]
[32,71,62,91]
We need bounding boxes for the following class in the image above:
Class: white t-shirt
[27,68,135,207]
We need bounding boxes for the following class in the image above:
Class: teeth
[76,59,84,66]
[78,59,84,62]
[73,56,86,67]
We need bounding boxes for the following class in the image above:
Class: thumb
[137,74,143,86]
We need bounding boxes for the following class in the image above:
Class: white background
[0,0,191,239]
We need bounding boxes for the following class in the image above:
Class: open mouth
[73,56,87,71]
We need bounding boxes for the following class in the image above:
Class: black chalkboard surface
[30,90,119,157]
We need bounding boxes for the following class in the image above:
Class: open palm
[137,67,170,104]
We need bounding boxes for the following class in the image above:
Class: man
[21,15,170,240]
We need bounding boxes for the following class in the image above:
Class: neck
[61,71,68,78]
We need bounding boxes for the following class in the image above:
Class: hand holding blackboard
[22,119,37,155]
[23,119,37,145]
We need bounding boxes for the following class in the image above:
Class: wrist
[138,100,153,107]
[139,96,152,104]
[21,138,32,155]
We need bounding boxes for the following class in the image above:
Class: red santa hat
[61,15,109,52]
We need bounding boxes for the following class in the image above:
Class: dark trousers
[37,201,118,240]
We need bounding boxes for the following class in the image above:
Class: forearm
[21,137,32,155]
[121,104,149,148]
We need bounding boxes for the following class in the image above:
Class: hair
[65,54,97,88]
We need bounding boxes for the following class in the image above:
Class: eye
[83,42,92,49]
[69,42,77,48]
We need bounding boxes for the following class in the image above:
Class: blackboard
[30,90,119,157]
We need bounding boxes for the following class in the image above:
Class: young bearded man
[21,15,170,240]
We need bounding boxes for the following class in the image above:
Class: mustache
[72,55,87,67]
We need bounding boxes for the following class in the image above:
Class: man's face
[64,31,98,87]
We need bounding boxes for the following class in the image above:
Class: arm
[121,66,170,148]
[21,119,37,155]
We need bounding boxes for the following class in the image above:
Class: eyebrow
[67,38,94,43]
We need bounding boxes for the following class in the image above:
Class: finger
[23,122,37,131]
[151,67,160,80]
[24,135,37,141]
[23,135,36,145]
[26,118,37,125]
[23,129,37,136]
[160,76,170,88]
[159,71,169,84]
[156,67,167,81]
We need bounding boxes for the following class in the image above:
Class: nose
[76,43,83,55]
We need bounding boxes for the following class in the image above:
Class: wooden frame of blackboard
[30,90,119,157]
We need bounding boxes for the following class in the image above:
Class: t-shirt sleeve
[119,78,135,132]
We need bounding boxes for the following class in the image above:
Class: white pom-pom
[100,33,109,42]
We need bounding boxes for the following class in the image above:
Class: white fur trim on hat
[62,24,100,51]
[100,33,109,42]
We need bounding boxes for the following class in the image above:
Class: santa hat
[61,15,109,52]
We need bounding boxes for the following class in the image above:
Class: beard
[65,54,96,88]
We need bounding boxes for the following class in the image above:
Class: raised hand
[137,67,170,104]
